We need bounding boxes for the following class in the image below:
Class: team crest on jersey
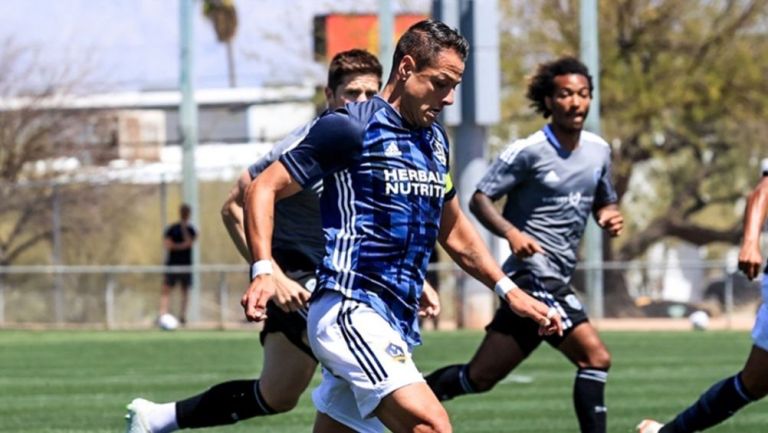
[385,342,407,363]
[565,294,583,310]
[568,192,582,208]
[430,136,447,167]
[304,278,317,292]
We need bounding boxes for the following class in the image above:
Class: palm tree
[203,0,238,87]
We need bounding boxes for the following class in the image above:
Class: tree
[497,0,768,314]
[203,0,239,88]
[0,39,125,266]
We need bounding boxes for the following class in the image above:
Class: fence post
[105,274,116,330]
[52,183,64,325]
[724,268,734,330]
[218,271,228,329]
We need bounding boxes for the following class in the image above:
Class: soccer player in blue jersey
[426,56,624,433]
[637,173,768,433]
[124,50,421,433]
[241,20,563,433]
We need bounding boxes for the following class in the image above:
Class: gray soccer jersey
[476,125,618,283]
[247,117,324,265]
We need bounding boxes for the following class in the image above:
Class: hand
[597,208,623,237]
[503,289,563,337]
[241,275,275,322]
[419,280,441,318]
[506,230,545,259]
[272,271,311,313]
[738,244,763,280]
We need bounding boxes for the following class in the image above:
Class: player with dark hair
[426,55,623,433]
[124,49,407,433]
[159,203,196,325]
[242,20,562,433]
[637,173,768,432]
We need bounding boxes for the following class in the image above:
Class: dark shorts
[259,268,317,361]
[164,272,191,287]
[486,271,589,355]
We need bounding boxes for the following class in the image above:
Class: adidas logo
[543,170,560,184]
[385,142,402,157]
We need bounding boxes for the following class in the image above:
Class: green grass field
[1,330,766,433]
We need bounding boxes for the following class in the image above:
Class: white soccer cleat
[636,419,664,433]
[125,398,154,433]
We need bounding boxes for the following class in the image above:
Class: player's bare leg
[465,331,527,392]
[312,412,359,433]
[374,382,451,433]
[426,330,528,401]
[178,285,189,325]
[740,345,768,398]
[259,332,317,411]
[159,283,172,316]
[557,322,611,433]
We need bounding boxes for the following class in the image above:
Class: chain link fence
[0,260,760,330]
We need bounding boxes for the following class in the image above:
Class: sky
[2,0,431,92]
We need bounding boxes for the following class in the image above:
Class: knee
[469,368,504,393]
[413,413,452,433]
[263,394,300,413]
[578,349,612,371]
[741,374,768,400]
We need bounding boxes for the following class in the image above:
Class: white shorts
[308,291,425,433]
[751,274,768,351]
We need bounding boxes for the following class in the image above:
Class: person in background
[426,56,623,433]
[159,203,196,325]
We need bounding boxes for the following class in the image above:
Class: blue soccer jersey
[279,96,455,346]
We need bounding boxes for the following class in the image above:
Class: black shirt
[164,223,197,265]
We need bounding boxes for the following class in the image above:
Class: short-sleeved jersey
[476,125,618,283]
[247,117,325,267]
[280,96,456,346]
[164,223,197,265]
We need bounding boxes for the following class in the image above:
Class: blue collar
[543,124,578,157]
[543,124,563,150]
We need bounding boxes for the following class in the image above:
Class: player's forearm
[742,179,768,247]
[469,191,517,239]
[439,206,505,289]
[244,179,275,262]
[443,240,504,289]
[221,198,251,262]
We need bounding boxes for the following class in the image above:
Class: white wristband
[250,260,273,280]
[494,276,517,298]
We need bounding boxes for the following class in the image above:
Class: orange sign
[314,14,428,60]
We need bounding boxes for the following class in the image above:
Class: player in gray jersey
[124,49,414,433]
[427,56,623,433]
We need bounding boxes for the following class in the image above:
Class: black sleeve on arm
[279,112,363,187]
